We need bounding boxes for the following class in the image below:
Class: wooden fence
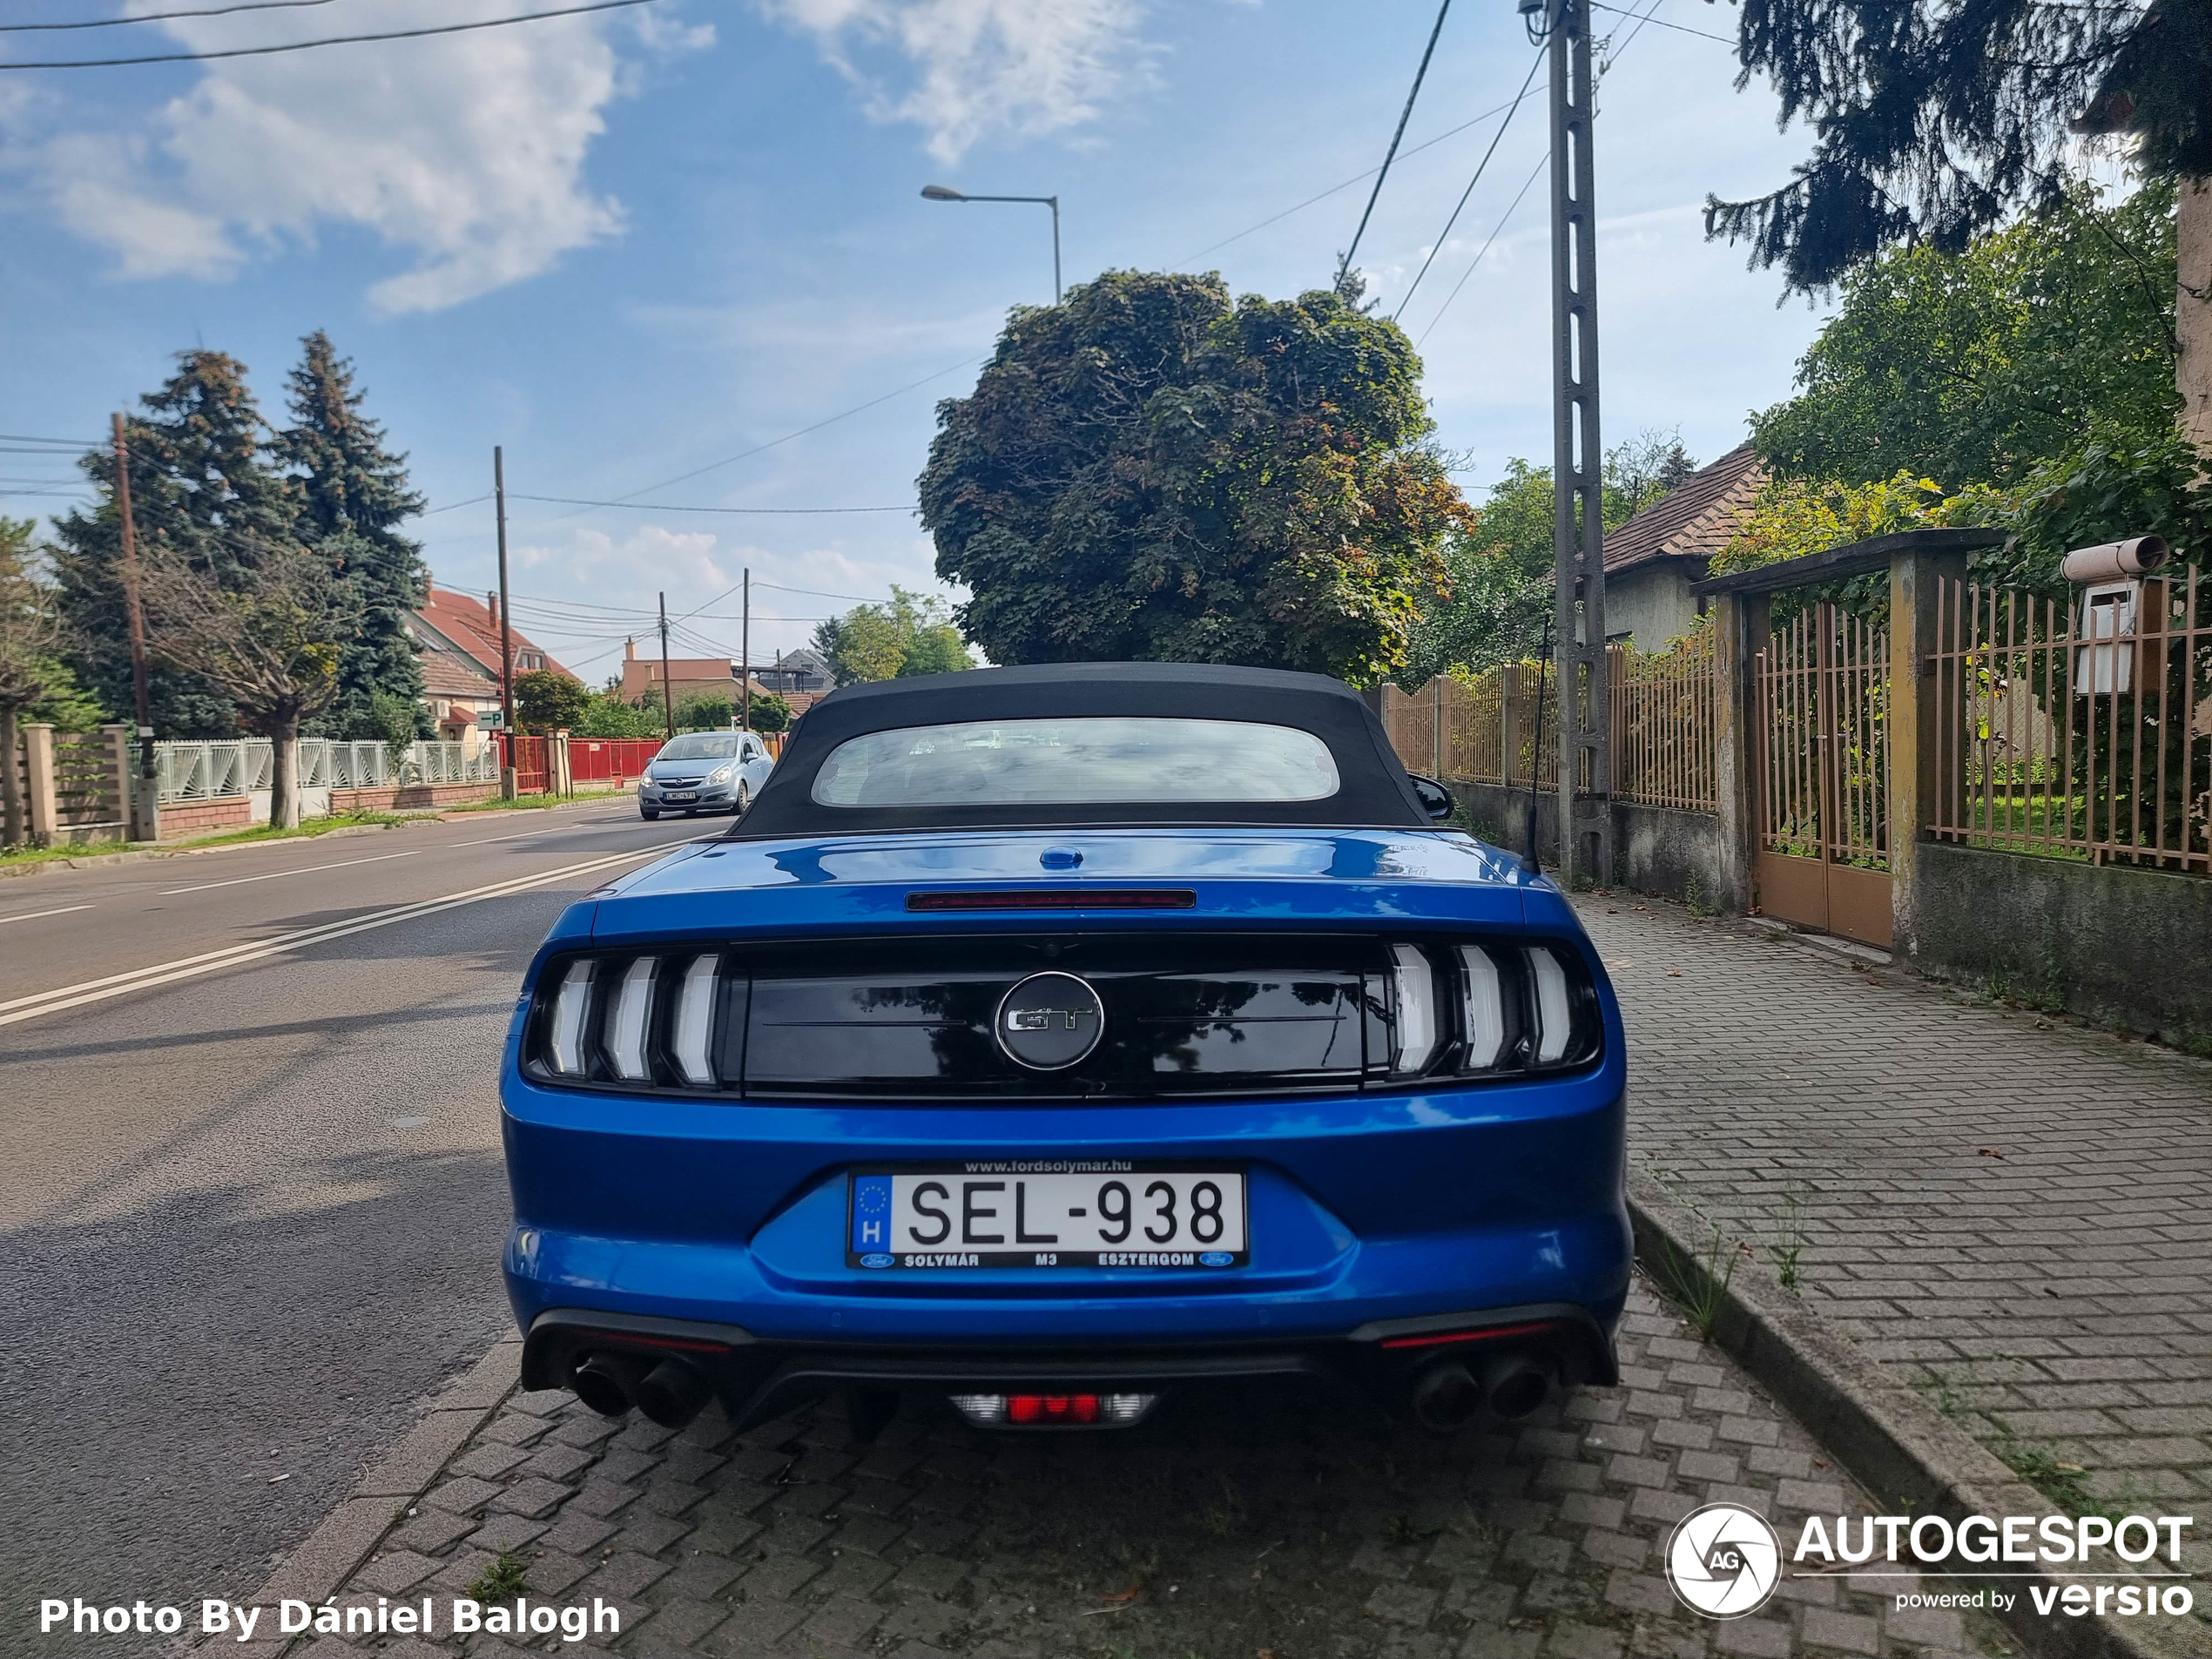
[1384,640,1716,812]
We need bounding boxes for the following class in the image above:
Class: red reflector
[907,889,1196,912]
[1005,1393,1103,1424]
[1379,1320,1556,1352]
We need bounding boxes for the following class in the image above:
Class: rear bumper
[519,1300,1619,1430]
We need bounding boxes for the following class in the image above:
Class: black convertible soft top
[731,662,1433,838]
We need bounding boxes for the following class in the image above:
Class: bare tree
[140,538,355,829]
[0,520,65,849]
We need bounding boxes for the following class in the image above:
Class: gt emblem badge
[994,971,1106,1071]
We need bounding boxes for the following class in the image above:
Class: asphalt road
[0,802,705,1636]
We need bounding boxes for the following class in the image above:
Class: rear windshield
[657,734,739,760]
[811,718,1341,807]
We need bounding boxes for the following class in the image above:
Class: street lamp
[920,184,1062,303]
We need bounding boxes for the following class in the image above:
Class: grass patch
[1649,1221,1739,1341]
[436,788,626,813]
[185,810,415,847]
[1768,1181,1810,1296]
[465,1549,531,1601]
[0,837,131,867]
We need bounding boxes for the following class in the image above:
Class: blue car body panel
[500,827,1632,1363]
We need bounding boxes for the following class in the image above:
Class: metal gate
[1753,603,1893,947]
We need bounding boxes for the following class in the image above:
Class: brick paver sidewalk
[249,1284,2001,1659]
[1577,894,2212,1554]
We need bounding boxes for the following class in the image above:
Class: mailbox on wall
[2062,536,2170,697]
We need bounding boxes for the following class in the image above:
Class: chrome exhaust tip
[1480,1352,1550,1420]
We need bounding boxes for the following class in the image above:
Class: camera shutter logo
[1665,1502,1782,1619]
[995,972,1106,1070]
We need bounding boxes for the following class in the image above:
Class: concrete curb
[210,1335,523,1655]
[1629,1170,2207,1659]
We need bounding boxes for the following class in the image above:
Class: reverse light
[548,959,597,1076]
[948,1392,1156,1428]
[607,957,658,1081]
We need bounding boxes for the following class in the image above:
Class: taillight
[529,950,732,1091]
[1375,938,1600,1082]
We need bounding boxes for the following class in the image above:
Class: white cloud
[761,0,1149,163]
[10,0,709,313]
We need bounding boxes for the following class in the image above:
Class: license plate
[664,790,698,801]
[847,1163,1247,1269]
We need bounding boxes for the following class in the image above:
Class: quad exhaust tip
[569,1351,712,1430]
[1407,1350,1552,1431]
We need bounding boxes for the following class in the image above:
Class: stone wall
[1448,779,1728,908]
[1905,840,2212,1050]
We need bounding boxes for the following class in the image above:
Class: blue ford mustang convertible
[502,663,1629,1438]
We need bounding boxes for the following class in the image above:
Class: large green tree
[811,587,975,685]
[279,332,430,738]
[1752,181,2179,489]
[1404,435,1696,681]
[1708,0,2210,453]
[51,351,301,738]
[918,270,1470,685]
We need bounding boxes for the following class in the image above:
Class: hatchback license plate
[664,790,698,801]
[847,1164,1247,1269]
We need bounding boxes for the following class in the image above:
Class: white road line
[0,903,95,927]
[450,817,627,848]
[0,839,693,1029]
[158,848,422,896]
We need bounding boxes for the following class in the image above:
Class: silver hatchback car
[637,731,775,819]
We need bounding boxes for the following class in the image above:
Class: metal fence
[1383,642,1715,812]
[1754,604,1890,869]
[145,738,497,802]
[1927,565,2211,873]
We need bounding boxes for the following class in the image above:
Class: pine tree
[51,351,302,738]
[278,332,430,738]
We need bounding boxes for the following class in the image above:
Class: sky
[0,0,1838,687]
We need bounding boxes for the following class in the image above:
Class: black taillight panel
[522,934,1602,1102]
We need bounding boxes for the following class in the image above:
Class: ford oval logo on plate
[1199,1251,1234,1267]
[859,1252,894,1269]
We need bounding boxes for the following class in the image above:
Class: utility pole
[494,447,517,799]
[1538,0,1612,888]
[658,591,675,742]
[111,413,158,841]
[739,567,751,734]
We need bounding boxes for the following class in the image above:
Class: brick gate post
[1888,543,1972,961]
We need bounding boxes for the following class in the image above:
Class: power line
[1586,1,1734,44]
[1393,44,1547,321]
[1171,88,1543,268]
[1415,150,1548,345]
[0,0,662,71]
[552,355,986,517]
[512,494,914,515]
[0,433,101,444]
[0,0,348,31]
[418,493,492,517]
[1337,0,1453,287]
[1413,0,1668,343]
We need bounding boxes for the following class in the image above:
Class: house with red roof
[405,587,577,739]
[1599,443,1766,651]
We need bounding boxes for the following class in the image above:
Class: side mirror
[1408,774,1455,821]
